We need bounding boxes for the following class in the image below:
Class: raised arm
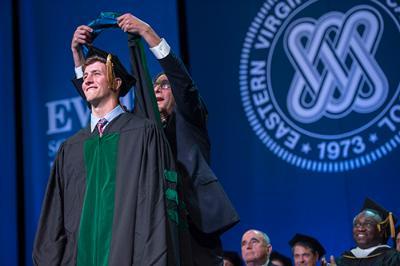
[118,13,207,127]
[71,25,93,68]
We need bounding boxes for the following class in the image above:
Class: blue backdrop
[184,0,400,260]
[0,0,18,264]
[1,0,400,265]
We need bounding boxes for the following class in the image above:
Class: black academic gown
[154,52,240,266]
[159,52,239,233]
[158,52,239,235]
[33,112,179,265]
[336,246,400,266]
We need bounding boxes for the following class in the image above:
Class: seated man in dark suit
[241,229,277,266]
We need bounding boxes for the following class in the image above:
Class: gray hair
[261,232,271,245]
[249,229,271,245]
[353,209,383,225]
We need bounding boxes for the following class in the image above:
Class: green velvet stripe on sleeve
[77,133,120,266]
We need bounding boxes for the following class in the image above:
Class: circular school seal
[239,0,400,172]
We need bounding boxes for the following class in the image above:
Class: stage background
[1,0,399,265]
[184,0,400,259]
[0,0,18,264]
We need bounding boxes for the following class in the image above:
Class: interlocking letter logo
[285,6,388,123]
[239,1,400,172]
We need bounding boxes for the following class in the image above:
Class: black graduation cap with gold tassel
[71,12,135,103]
[362,198,398,242]
[73,45,135,98]
[70,12,162,126]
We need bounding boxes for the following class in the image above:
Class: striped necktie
[97,118,108,137]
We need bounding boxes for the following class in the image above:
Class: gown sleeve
[32,143,66,265]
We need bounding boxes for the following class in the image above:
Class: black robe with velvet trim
[336,246,400,266]
[33,112,180,265]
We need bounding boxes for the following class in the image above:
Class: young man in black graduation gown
[33,47,180,265]
[334,198,400,266]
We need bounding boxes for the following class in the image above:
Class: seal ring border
[239,0,400,172]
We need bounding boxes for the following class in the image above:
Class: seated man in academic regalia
[334,198,400,266]
[288,233,326,266]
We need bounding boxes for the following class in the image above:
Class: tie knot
[98,118,108,126]
[97,118,108,137]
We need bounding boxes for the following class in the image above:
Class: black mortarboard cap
[74,45,135,97]
[361,198,397,239]
[289,233,326,258]
[270,251,292,266]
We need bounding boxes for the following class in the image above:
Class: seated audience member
[334,198,399,266]
[241,229,277,266]
[289,233,326,266]
[270,251,292,266]
[396,226,400,252]
[224,250,243,266]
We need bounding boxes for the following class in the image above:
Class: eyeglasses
[154,80,171,90]
[353,222,377,230]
